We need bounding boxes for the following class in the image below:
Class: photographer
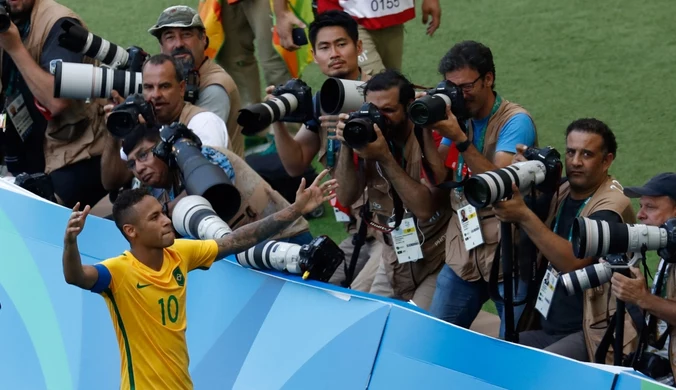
[121,123,313,244]
[100,54,229,192]
[61,173,334,389]
[267,10,381,288]
[611,173,676,381]
[426,41,537,338]
[493,119,637,362]
[0,0,108,207]
[149,5,245,157]
[333,69,451,310]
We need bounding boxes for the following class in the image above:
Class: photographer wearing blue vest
[425,40,537,338]
[333,69,451,310]
[121,123,313,245]
[493,118,638,362]
[611,173,676,384]
[0,0,108,208]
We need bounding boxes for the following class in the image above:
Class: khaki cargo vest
[364,129,452,299]
[0,0,108,174]
[445,98,536,282]
[199,59,244,158]
[178,102,205,125]
[208,146,310,240]
[666,266,676,378]
[555,176,639,363]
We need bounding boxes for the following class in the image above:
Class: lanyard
[455,94,503,183]
[553,196,591,242]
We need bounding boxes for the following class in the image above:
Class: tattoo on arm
[215,206,302,259]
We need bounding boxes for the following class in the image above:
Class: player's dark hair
[438,40,496,90]
[309,10,359,50]
[565,118,618,157]
[113,188,151,240]
[122,124,162,156]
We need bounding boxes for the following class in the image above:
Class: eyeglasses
[126,145,157,171]
[455,75,483,92]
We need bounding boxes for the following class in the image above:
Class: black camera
[408,80,470,126]
[237,79,315,136]
[0,0,11,33]
[237,235,344,282]
[343,102,386,149]
[106,94,156,138]
[154,123,242,222]
[14,172,57,203]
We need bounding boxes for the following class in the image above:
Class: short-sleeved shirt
[90,239,219,390]
[540,196,622,336]
[440,112,536,153]
[0,17,84,175]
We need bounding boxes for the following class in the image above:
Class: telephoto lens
[172,196,233,240]
[572,217,676,259]
[319,78,365,115]
[53,62,142,100]
[560,254,630,296]
[58,20,130,69]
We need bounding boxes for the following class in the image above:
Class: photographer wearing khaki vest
[121,123,312,245]
[334,69,451,310]
[425,41,537,339]
[493,118,638,362]
[610,173,676,384]
[0,0,107,208]
[149,5,244,157]
[100,54,229,192]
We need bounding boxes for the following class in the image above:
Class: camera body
[153,122,203,166]
[14,172,57,203]
[409,80,470,126]
[106,94,157,138]
[343,102,386,149]
[522,146,563,193]
[124,46,149,73]
[237,79,315,135]
[0,0,11,33]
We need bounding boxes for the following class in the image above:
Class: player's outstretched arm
[62,202,99,289]
[214,169,337,260]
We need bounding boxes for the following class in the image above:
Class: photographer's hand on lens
[64,202,90,244]
[351,124,391,162]
[493,183,530,224]
[513,144,529,164]
[264,85,277,102]
[611,267,650,306]
[104,90,126,122]
[333,113,349,144]
[428,104,465,143]
[292,169,338,215]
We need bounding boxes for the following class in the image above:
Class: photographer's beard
[385,115,412,146]
[8,0,34,24]
[172,47,196,74]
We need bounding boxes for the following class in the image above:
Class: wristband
[456,138,471,153]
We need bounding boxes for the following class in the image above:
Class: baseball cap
[623,173,676,201]
[148,5,205,38]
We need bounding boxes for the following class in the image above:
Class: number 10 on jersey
[158,295,179,325]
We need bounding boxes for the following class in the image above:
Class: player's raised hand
[64,202,91,244]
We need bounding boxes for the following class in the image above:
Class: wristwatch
[456,138,472,153]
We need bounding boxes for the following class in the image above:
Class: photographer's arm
[100,133,133,191]
[334,143,363,207]
[612,267,676,326]
[274,123,320,177]
[422,128,452,183]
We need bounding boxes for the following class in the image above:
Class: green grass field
[60,0,675,311]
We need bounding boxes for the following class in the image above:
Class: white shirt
[120,111,229,161]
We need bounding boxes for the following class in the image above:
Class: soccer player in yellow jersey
[61,170,337,390]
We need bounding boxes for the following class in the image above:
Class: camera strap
[594,300,646,364]
[341,207,369,288]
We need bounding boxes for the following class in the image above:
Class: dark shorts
[50,156,107,208]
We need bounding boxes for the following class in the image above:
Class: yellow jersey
[90,239,219,390]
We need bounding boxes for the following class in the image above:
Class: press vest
[198,58,244,157]
[445,98,536,282]
[549,177,638,364]
[317,0,415,30]
[178,102,205,125]
[364,129,452,299]
[0,0,107,174]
